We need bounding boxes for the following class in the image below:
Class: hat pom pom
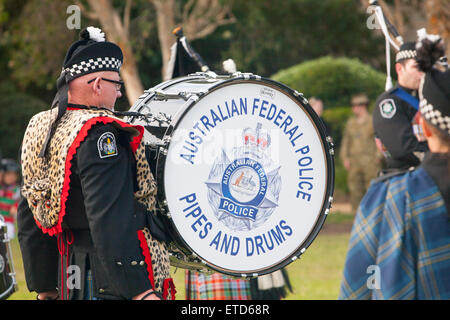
[416,28,445,72]
[80,26,105,42]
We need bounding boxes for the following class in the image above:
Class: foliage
[218,0,385,77]
[0,0,388,166]
[271,56,386,196]
[3,0,77,89]
[322,106,353,148]
[0,82,47,158]
[272,56,386,109]
[333,156,350,196]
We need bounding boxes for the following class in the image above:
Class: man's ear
[395,62,403,76]
[91,76,102,95]
[419,114,433,138]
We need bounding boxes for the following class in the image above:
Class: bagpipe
[367,0,448,90]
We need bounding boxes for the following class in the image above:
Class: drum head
[157,77,334,277]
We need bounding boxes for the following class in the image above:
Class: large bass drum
[127,72,334,277]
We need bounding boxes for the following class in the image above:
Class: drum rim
[154,75,335,277]
[126,74,208,124]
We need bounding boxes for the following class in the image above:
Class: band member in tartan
[339,31,449,300]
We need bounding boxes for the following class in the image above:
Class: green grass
[324,211,355,224]
[7,213,352,300]
[283,232,350,299]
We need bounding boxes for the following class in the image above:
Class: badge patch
[97,132,118,158]
[379,99,397,119]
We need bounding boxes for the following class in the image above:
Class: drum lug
[160,148,168,156]
[232,72,261,80]
[160,200,170,216]
[186,93,200,102]
[326,136,335,156]
[293,90,309,105]
[151,89,205,102]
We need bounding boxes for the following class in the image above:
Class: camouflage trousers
[347,164,379,212]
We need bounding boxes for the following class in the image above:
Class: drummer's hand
[132,289,161,300]
[37,290,59,300]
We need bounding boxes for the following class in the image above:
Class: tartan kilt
[185,271,251,300]
[339,168,450,300]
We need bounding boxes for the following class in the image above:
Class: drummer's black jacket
[18,123,153,300]
[373,85,429,170]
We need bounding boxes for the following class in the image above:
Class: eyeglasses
[87,77,124,91]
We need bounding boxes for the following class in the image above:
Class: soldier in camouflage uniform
[340,94,382,211]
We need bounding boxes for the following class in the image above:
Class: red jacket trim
[137,230,156,290]
[163,278,177,300]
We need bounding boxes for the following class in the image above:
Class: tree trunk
[85,0,144,106]
[150,0,177,81]
[150,0,235,80]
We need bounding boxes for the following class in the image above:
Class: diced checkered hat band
[64,56,122,79]
[396,50,417,62]
[420,98,450,136]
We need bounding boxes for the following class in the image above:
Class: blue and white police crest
[205,123,281,231]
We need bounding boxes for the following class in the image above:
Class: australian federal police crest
[205,123,281,231]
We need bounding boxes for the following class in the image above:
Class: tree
[77,0,144,105]
[425,0,450,54]
[222,0,385,77]
[149,0,235,80]
[3,0,76,91]
[362,0,449,53]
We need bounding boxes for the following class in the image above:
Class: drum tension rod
[152,89,206,102]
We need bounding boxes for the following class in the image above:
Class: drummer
[339,31,450,299]
[18,27,173,300]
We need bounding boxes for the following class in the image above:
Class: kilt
[339,167,450,300]
[185,271,251,300]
